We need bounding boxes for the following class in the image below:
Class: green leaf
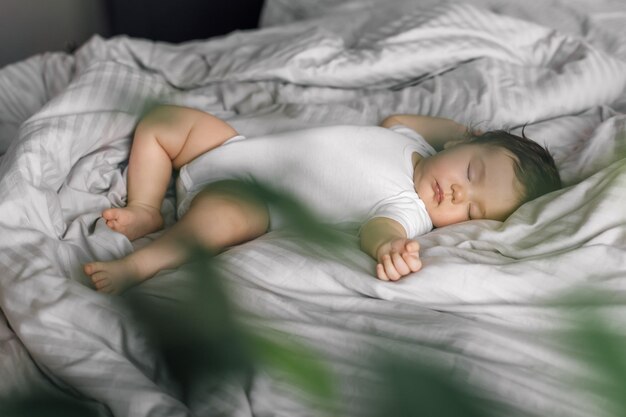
[248,331,337,414]
[374,356,498,417]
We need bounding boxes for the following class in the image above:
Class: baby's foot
[84,259,142,294]
[102,203,163,241]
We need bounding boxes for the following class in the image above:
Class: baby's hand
[375,238,422,281]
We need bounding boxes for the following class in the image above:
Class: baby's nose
[451,184,466,203]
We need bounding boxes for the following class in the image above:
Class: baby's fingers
[376,263,390,281]
[391,252,411,278]
[376,246,422,281]
[405,239,420,253]
[402,251,422,273]
[381,254,402,281]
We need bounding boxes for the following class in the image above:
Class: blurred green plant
[0,390,102,417]
[125,180,346,414]
[556,291,626,417]
[123,180,505,417]
[126,245,338,413]
[373,356,498,417]
[4,181,626,417]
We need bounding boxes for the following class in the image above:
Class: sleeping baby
[83,105,561,293]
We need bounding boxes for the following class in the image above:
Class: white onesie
[176,124,436,238]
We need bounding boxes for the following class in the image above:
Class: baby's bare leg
[106,106,238,241]
[85,182,269,294]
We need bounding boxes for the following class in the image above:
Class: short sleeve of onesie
[367,192,434,238]
[364,124,436,238]
[387,124,436,157]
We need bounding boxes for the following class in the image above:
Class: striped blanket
[1,2,625,416]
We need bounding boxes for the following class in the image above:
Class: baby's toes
[83,262,99,276]
[102,208,118,220]
[97,282,114,293]
[95,282,111,292]
[84,261,105,275]
[90,270,109,285]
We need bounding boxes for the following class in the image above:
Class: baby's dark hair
[466,129,561,204]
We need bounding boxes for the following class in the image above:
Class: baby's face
[413,143,522,228]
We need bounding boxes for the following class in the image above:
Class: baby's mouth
[434,181,443,205]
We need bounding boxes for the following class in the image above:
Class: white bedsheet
[1,2,625,416]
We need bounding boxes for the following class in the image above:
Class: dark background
[0,0,265,68]
[105,0,265,43]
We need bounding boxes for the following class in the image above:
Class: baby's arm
[360,217,422,281]
[380,114,471,151]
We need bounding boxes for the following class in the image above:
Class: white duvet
[1,1,625,416]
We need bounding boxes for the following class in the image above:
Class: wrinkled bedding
[1,1,625,416]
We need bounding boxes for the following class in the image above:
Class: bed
[1,0,625,416]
